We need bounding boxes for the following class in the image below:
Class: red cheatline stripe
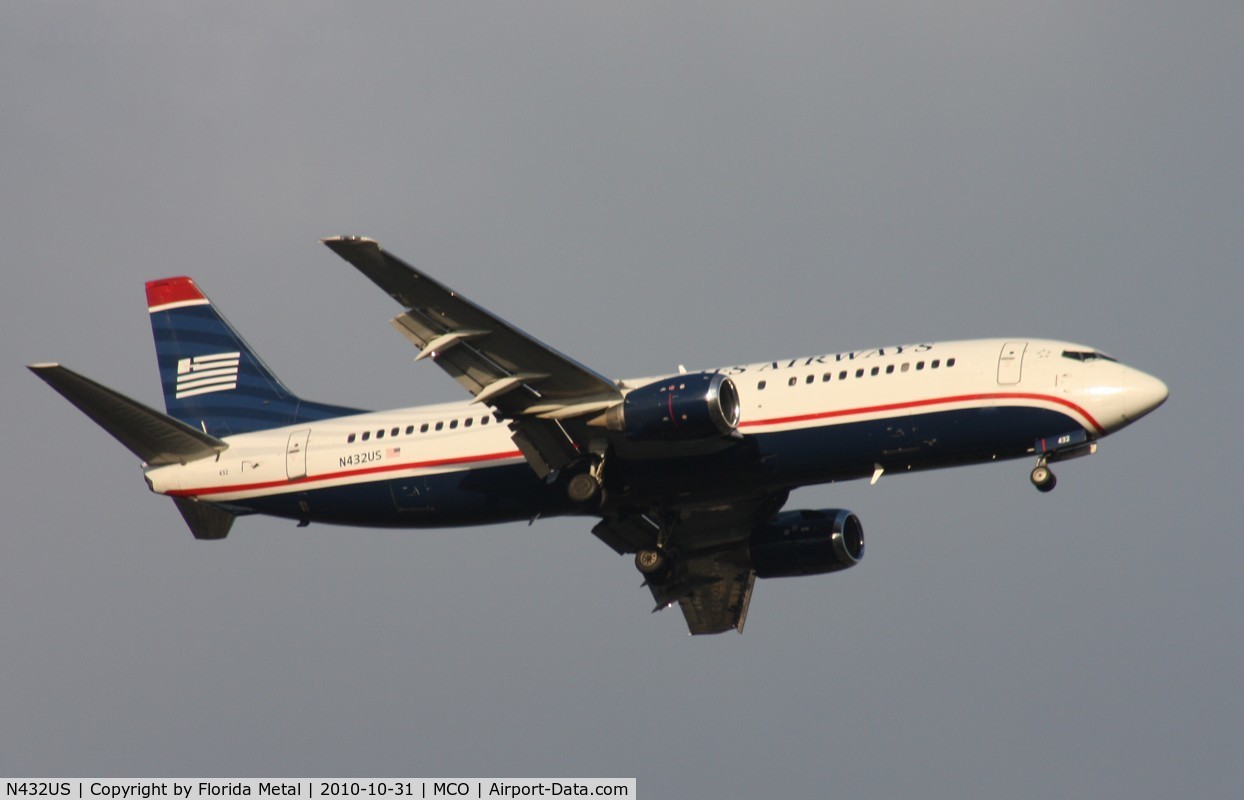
[168,449,525,498]
[146,276,206,311]
[169,393,1100,499]
[738,392,1103,434]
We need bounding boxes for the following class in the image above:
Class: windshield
[1062,350,1118,363]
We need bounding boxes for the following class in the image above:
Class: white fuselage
[145,338,1167,524]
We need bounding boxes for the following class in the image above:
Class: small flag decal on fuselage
[176,352,241,398]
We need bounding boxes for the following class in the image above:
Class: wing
[663,550,756,635]
[593,494,786,635]
[323,237,622,476]
[325,236,769,635]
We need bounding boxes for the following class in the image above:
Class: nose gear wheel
[1030,462,1057,492]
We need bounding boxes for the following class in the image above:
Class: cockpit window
[1062,350,1118,363]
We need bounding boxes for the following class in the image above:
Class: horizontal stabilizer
[28,363,228,465]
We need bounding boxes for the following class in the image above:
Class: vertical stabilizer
[146,277,362,436]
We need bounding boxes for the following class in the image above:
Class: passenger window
[947,358,956,367]
[361,431,370,441]
[916,361,925,370]
[758,380,767,390]
[931,359,941,368]
[885,365,895,374]
[901,363,910,373]
[870,367,880,376]
[822,373,832,382]
[347,433,356,444]
[839,371,848,380]
[855,368,864,378]
[420,423,429,433]
[481,416,490,426]
[788,377,797,387]
[435,421,444,431]
[376,429,385,439]
[450,420,458,429]
[405,425,415,435]
[465,418,473,428]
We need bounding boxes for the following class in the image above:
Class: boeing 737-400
[29,237,1169,634]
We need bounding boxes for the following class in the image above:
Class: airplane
[29,236,1170,634]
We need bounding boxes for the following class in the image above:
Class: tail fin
[146,277,362,436]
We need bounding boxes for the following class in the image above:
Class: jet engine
[600,372,741,441]
[750,508,864,578]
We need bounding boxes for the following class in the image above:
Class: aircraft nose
[1119,367,1169,424]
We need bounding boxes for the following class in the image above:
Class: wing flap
[508,418,580,479]
[680,567,755,635]
[648,551,756,635]
[604,493,785,635]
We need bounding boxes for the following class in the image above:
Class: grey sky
[3,3,1241,797]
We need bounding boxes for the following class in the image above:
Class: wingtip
[321,235,380,250]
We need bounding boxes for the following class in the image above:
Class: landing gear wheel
[567,472,602,504]
[1030,465,1057,493]
[635,549,667,578]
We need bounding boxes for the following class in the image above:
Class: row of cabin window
[346,414,495,444]
[757,358,957,390]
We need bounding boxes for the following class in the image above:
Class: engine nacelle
[750,508,864,579]
[603,372,741,441]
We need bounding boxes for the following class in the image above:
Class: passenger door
[286,428,311,480]
[997,341,1027,385]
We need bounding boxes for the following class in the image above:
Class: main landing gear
[628,512,675,585]
[634,548,670,581]
[565,455,606,506]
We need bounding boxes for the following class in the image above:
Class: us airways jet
[29,237,1169,634]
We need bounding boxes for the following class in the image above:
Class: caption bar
[3,782,634,800]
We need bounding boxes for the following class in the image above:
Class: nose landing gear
[1030,461,1057,493]
[1030,427,1099,490]
[1029,430,1098,493]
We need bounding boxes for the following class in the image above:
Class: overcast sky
[3,3,1241,797]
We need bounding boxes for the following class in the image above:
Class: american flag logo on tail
[176,352,241,398]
